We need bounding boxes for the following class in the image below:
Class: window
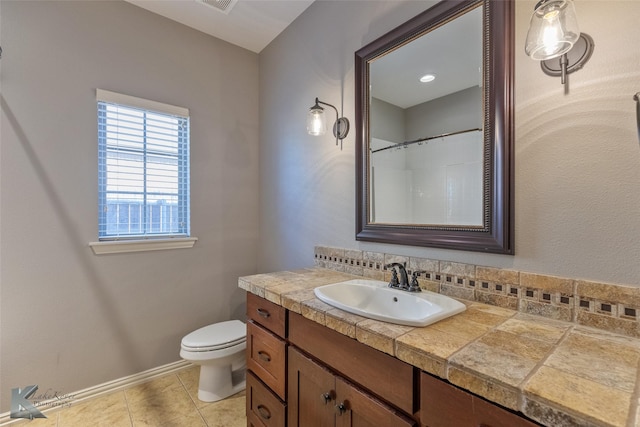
[96,90,190,243]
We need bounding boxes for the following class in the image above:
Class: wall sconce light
[307,97,350,149]
[525,0,594,87]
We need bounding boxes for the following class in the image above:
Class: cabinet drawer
[421,372,539,427]
[247,293,287,338]
[247,371,286,427]
[247,320,287,400]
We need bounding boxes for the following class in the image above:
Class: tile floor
[7,365,246,427]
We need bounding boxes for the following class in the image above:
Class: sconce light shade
[525,0,580,60]
[307,102,327,136]
[525,0,593,88]
[307,97,350,148]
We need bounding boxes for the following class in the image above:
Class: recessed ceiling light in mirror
[419,74,436,83]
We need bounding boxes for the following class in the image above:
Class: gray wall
[405,86,482,141]
[371,97,405,143]
[258,0,640,286]
[0,1,259,411]
[371,86,481,145]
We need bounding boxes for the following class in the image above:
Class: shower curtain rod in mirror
[371,127,482,154]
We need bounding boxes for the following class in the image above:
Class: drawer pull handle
[335,402,347,415]
[256,308,271,318]
[257,404,271,420]
[257,351,271,362]
[321,392,333,405]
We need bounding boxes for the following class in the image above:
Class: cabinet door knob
[256,404,271,420]
[321,392,333,405]
[257,351,271,362]
[256,308,270,318]
[335,402,347,415]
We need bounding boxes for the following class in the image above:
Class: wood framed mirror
[355,0,514,254]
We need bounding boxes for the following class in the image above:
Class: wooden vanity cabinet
[245,292,539,427]
[420,372,540,427]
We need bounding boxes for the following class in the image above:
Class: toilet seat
[181,320,246,352]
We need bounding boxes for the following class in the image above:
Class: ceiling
[124,0,315,53]
[125,0,482,110]
[370,6,482,109]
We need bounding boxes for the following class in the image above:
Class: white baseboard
[0,360,192,425]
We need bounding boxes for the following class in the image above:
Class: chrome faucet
[385,263,409,290]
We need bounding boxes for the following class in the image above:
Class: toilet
[180,320,247,402]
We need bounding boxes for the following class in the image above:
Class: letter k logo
[10,385,46,419]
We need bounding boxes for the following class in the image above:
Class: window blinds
[97,90,190,240]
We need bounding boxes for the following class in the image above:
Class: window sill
[89,237,198,255]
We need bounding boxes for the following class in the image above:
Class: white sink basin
[314,279,466,327]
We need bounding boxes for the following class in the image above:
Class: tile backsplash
[314,245,640,339]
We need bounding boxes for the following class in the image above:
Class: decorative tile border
[314,246,640,339]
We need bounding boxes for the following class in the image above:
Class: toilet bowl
[180,320,246,402]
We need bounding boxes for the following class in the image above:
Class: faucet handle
[408,270,426,292]
[389,269,400,288]
[385,263,400,288]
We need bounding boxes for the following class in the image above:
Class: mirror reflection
[368,5,484,226]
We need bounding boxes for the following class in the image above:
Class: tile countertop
[239,268,640,427]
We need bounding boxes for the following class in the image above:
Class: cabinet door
[334,378,416,427]
[288,347,335,427]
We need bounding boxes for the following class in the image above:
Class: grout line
[176,368,210,427]
[122,389,134,427]
[517,324,574,414]
[442,308,519,382]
